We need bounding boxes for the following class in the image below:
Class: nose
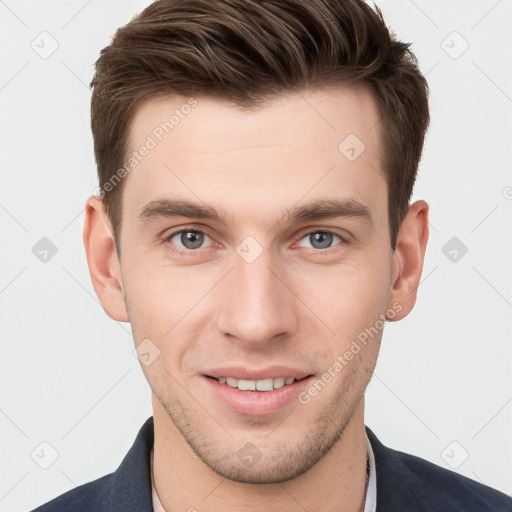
[215,245,300,349]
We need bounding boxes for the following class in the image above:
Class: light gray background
[1,0,511,510]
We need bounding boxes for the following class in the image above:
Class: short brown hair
[90,0,429,251]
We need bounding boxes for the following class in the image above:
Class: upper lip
[204,366,312,381]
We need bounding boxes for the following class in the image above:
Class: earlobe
[387,200,429,321]
[83,195,129,322]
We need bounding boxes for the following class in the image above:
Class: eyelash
[162,227,348,258]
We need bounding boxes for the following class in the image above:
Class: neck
[151,394,368,512]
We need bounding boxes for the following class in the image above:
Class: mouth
[205,375,311,392]
[202,374,315,416]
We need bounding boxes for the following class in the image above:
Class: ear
[83,195,129,322]
[387,200,429,321]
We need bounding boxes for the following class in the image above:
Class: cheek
[125,252,188,311]
[293,256,392,342]
[123,262,216,359]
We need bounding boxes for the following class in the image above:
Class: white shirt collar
[151,431,377,511]
[364,430,377,512]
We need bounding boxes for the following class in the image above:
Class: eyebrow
[137,196,372,228]
[284,198,372,225]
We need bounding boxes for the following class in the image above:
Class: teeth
[238,379,256,391]
[273,377,285,388]
[218,376,298,391]
[256,378,274,391]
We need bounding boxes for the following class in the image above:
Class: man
[31,0,512,510]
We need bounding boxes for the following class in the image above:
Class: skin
[83,87,429,512]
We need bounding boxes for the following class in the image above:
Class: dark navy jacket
[30,416,512,511]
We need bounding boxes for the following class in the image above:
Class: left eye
[167,229,213,250]
[296,231,343,250]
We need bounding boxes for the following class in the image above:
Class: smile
[203,375,315,415]
[213,376,300,392]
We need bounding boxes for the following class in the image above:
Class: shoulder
[366,426,512,511]
[28,473,114,512]
[28,416,155,512]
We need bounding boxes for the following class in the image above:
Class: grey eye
[298,232,342,250]
[170,230,212,250]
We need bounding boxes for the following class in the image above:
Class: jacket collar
[365,425,420,510]
[108,416,154,511]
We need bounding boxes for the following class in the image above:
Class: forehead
[128,86,382,158]
[122,87,385,228]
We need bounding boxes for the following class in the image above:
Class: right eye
[165,229,214,253]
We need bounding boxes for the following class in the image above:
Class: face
[87,87,425,484]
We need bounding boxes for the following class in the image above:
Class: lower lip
[202,375,314,416]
